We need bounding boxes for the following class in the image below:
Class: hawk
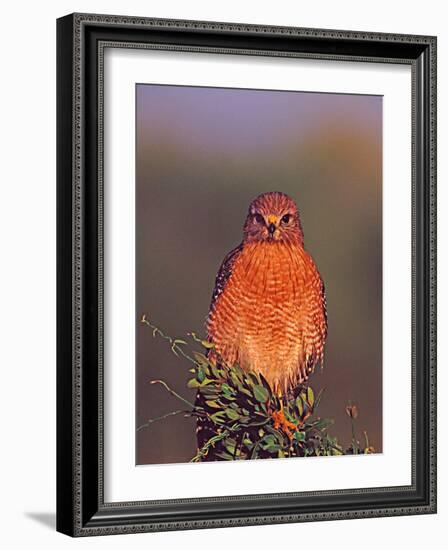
[197,191,327,450]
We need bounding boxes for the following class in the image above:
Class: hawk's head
[243,191,304,245]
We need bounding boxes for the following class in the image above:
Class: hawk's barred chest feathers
[206,191,327,395]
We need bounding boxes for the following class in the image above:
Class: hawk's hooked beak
[267,215,279,238]
[267,215,278,238]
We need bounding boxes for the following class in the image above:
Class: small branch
[315,387,326,409]
[141,314,198,365]
[350,419,359,454]
[191,430,230,462]
[137,409,186,432]
[188,332,214,349]
[150,379,194,409]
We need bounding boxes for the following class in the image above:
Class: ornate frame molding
[57,13,437,537]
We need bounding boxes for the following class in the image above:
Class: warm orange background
[135,85,382,465]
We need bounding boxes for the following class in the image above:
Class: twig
[350,418,359,454]
[141,314,198,365]
[137,409,186,432]
[150,379,194,408]
[191,430,230,462]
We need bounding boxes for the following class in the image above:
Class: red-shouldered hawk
[207,191,327,395]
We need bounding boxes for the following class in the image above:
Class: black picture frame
[56,13,437,537]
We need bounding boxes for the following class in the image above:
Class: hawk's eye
[281,214,291,224]
[254,213,264,224]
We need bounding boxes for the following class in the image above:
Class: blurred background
[136,84,382,465]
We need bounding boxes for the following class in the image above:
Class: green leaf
[253,384,269,403]
[200,340,215,349]
[189,332,215,349]
[210,362,222,379]
[224,438,237,454]
[205,400,221,409]
[313,418,334,431]
[259,373,271,392]
[239,387,253,397]
[214,451,234,460]
[247,372,260,387]
[262,434,276,445]
[294,431,306,442]
[283,407,296,423]
[265,444,281,453]
[197,367,206,382]
[210,411,226,424]
[307,387,315,408]
[221,383,234,396]
[265,425,286,445]
[230,371,243,387]
[296,396,304,416]
[226,408,240,420]
[187,378,200,389]
[193,351,209,368]
[220,395,235,404]
[200,387,219,397]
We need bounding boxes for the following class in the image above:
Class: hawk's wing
[301,254,328,376]
[209,243,244,314]
[198,244,243,456]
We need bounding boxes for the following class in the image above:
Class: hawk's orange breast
[207,241,326,394]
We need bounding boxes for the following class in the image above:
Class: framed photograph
[56,13,437,536]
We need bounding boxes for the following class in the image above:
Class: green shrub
[139,315,374,461]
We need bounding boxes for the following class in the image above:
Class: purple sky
[136,84,382,159]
